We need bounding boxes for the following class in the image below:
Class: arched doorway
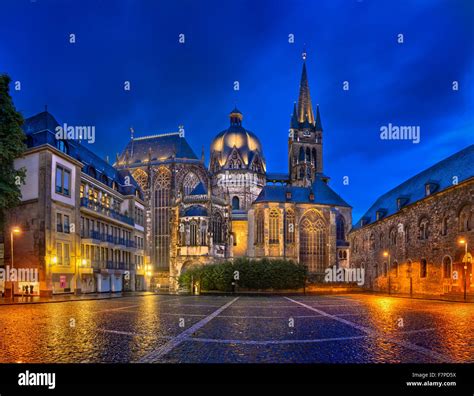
[299,210,327,274]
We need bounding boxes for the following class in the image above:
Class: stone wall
[349,179,473,296]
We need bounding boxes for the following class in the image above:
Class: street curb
[0,292,169,306]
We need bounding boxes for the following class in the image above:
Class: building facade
[2,53,354,295]
[3,111,147,296]
[349,145,474,297]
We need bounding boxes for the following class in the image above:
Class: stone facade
[349,179,473,296]
[246,56,352,274]
[3,112,148,296]
[116,132,233,291]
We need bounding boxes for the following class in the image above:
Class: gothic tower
[288,51,323,187]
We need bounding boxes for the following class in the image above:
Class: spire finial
[302,45,307,61]
[297,49,314,125]
[130,126,134,140]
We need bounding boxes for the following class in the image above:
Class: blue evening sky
[1,0,472,221]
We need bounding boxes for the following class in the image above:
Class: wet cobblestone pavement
[0,294,472,363]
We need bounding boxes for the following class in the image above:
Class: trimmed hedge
[178,258,307,292]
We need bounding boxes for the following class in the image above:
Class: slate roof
[118,133,199,166]
[183,205,208,217]
[352,144,474,229]
[266,172,290,182]
[190,182,207,195]
[255,174,350,207]
[22,111,143,199]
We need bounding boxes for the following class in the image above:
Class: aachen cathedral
[115,52,352,290]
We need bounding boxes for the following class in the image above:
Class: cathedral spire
[315,104,323,131]
[297,51,315,125]
[290,101,298,128]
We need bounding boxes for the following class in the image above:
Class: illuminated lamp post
[458,238,469,302]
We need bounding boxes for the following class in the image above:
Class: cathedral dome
[210,108,265,173]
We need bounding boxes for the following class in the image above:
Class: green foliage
[178,258,307,292]
[0,74,26,227]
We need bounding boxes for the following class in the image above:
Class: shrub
[177,258,307,291]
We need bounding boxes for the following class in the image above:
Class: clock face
[303,130,311,137]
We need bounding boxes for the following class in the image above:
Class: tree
[0,74,26,227]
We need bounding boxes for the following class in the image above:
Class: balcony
[81,230,101,240]
[80,197,134,225]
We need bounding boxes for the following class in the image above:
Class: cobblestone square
[0,294,472,363]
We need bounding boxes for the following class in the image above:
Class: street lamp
[383,251,391,295]
[458,238,469,302]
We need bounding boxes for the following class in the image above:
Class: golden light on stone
[12,226,21,234]
[246,133,260,152]
[458,238,466,245]
[383,251,389,257]
[224,132,244,149]
[51,256,58,265]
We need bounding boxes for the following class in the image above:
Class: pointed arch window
[269,209,280,244]
[255,210,264,245]
[200,221,207,246]
[389,227,397,246]
[132,169,148,192]
[190,221,198,246]
[336,214,345,242]
[183,172,200,196]
[154,168,171,268]
[458,204,472,232]
[419,217,429,240]
[305,147,311,162]
[312,148,317,167]
[211,212,223,244]
[285,209,295,244]
[299,211,327,273]
[298,147,305,162]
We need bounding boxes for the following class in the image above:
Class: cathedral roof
[183,205,208,217]
[210,108,265,170]
[254,174,350,207]
[352,144,474,229]
[117,132,199,167]
[190,182,207,195]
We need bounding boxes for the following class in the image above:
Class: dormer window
[425,184,431,196]
[397,197,409,210]
[424,181,439,197]
[286,191,292,200]
[376,209,387,221]
[309,192,314,201]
